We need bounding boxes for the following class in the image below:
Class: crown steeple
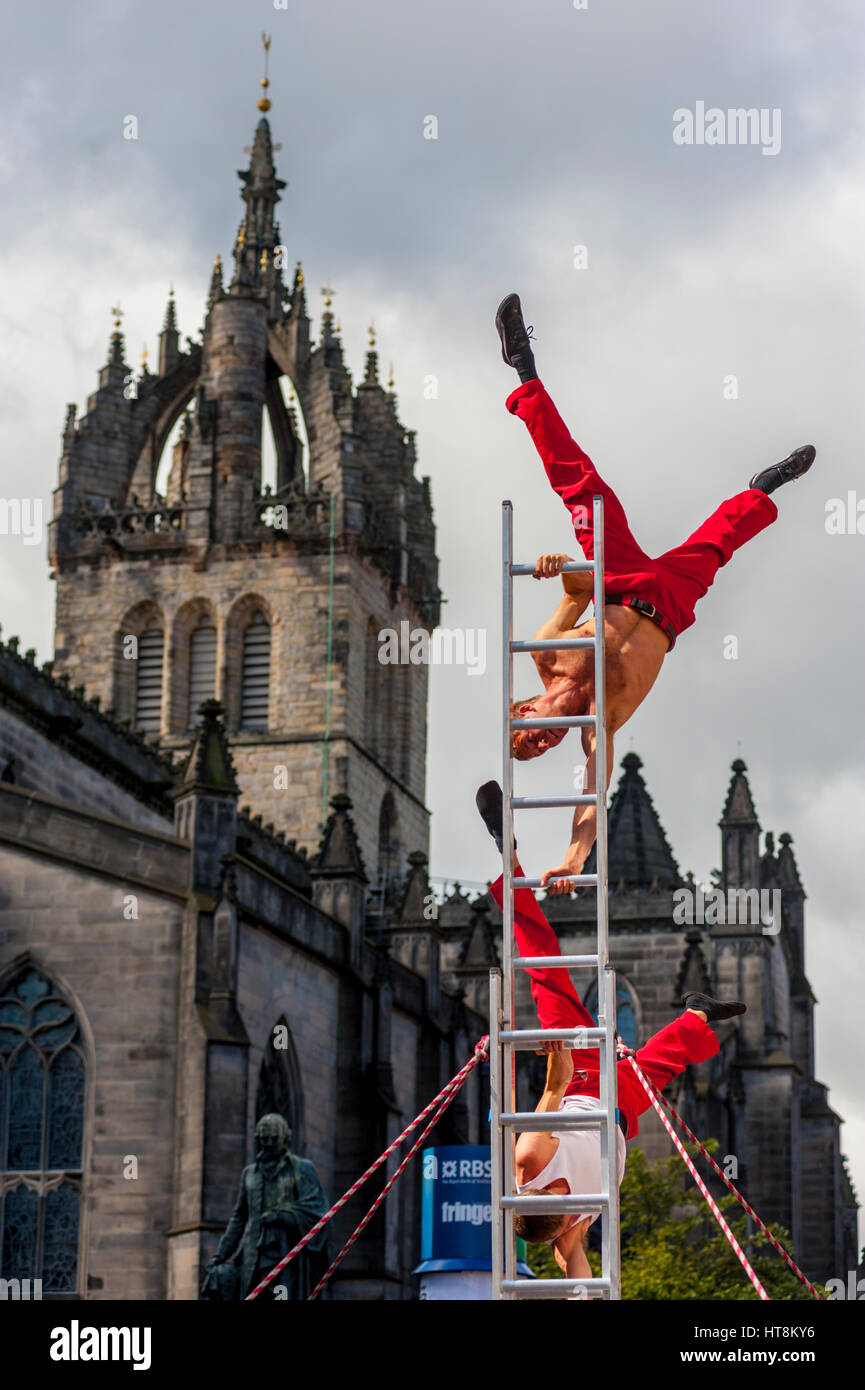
[229,37,286,315]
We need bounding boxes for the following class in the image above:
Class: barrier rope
[245,1036,490,1301]
[620,1048,823,1300]
[624,1050,771,1299]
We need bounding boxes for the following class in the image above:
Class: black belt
[605,594,677,650]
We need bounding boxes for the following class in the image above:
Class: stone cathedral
[0,91,486,1301]
[0,83,857,1300]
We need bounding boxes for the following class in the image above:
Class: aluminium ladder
[489,494,621,1300]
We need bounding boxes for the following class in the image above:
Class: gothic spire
[585,752,680,888]
[721,757,760,824]
[719,757,761,889]
[226,38,287,310]
[230,115,286,301]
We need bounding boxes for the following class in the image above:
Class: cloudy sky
[1,0,863,1235]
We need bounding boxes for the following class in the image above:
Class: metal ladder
[489,495,621,1300]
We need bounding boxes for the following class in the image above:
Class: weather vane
[258,33,272,112]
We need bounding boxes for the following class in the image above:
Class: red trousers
[489,873,718,1137]
[507,378,778,642]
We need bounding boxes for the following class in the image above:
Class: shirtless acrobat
[496,293,816,893]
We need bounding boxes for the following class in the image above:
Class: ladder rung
[514,874,598,889]
[503,1278,611,1299]
[511,638,595,652]
[509,716,596,729]
[501,1110,607,1131]
[511,562,595,575]
[512,795,597,808]
[502,1195,607,1214]
[513,954,599,969]
[500,1027,605,1046]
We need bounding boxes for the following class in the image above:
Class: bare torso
[534,604,669,732]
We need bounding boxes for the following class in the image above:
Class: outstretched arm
[541,727,615,895]
[531,554,594,649]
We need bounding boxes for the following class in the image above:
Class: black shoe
[682,991,746,1023]
[495,293,537,383]
[749,445,816,495]
[475,780,516,854]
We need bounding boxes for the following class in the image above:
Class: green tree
[525,1142,820,1300]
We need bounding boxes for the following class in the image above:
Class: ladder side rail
[501,500,517,1293]
[592,493,621,1300]
[489,968,504,1300]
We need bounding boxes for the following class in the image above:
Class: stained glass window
[583,978,638,1052]
[0,966,84,1295]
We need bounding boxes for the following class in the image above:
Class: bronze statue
[202,1114,331,1300]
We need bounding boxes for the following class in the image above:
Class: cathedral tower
[48,81,440,888]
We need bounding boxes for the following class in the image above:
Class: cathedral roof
[584,752,681,888]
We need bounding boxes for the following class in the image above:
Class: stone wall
[0,843,184,1300]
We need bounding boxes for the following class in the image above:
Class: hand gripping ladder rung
[489,495,621,1301]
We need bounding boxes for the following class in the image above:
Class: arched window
[0,965,85,1295]
[582,978,638,1053]
[255,1017,305,1154]
[134,624,164,733]
[241,612,271,730]
[188,622,217,728]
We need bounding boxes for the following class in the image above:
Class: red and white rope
[245,1036,489,1301]
[625,1051,770,1300]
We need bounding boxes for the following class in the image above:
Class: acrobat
[476,781,745,1277]
[496,293,816,893]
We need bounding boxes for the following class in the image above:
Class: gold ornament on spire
[111,303,123,330]
[368,321,376,348]
[214,253,222,270]
[387,361,394,389]
[258,33,272,112]
[141,344,149,373]
[321,280,335,309]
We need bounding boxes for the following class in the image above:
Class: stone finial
[777,832,804,891]
[162,286,178,333]
[396,850,431,923]
[313,793,368,880]
[107,303,127,367]
[208,254,224,312]
[292,261,306,313]
[179,699,240,796]
[158,287,180,375]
